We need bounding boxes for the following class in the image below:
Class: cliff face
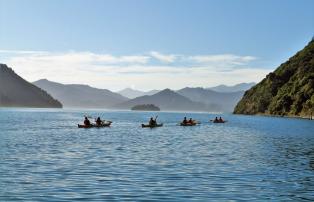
[0,64,62,108]
[234,40,314,117]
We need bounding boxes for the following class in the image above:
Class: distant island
[234,39,314,119]
[131,104,160,111]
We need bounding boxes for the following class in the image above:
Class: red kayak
[78,122,111,128]
[180,122,197,126]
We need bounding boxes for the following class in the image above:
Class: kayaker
[188,118,193,124]
[149,117,156,126]
[84,117,91,126]
[96,117,102,126]
[214,117,219,122]
[182,117,188,124]
[219,117,224,123]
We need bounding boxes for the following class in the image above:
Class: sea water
[0,108,313,201]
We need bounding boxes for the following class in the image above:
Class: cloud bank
[150,51,177,63]
[1,50,271,91]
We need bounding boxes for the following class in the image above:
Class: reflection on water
[0,109,313,201]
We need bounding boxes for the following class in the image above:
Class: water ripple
[0,109,314,201]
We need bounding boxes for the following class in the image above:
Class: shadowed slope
[0,64,62,108]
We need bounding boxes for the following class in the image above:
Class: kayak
[78,122,111,128]
[212,120,227,123]
[141,123,163,128]
[180,122,197,126]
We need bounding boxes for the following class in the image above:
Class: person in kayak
[182,117,188,124]
[219,117,224,123]
[84,117,91,126]
[188,118,194,124]
[214,117,219,122]
[96,117,103,126]
[149,117,157,126]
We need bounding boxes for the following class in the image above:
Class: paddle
[84,115,94,119]
[84,115,99,123]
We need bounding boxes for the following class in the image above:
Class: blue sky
[0,0,313,90]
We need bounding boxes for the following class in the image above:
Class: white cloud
[150,51,177,63]
[94,54,150,64]
[13,52,150,65]
[2,50,270,91]
[189,54,257,68]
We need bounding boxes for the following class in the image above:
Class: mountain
[118,88,160,99]
[115,89,207,111]
[177,87,244,112]
[209,82,256,93]
[0,64,62,108]
[118,88,144,99]
[146,89,160,96]
[33,79,128,108]
[234,39,314,117]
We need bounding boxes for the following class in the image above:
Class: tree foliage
[234,39,314,117]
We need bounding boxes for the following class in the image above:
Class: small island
[131,104,160,111]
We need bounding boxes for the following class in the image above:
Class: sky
[0,0,313,91]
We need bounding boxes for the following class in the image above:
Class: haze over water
[1,108,313,201]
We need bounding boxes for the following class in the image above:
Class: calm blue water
[0,108,314,201]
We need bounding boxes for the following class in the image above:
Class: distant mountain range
[234,39,314,117]
[0,63,254,112]
[116,87,245,112]
[177,87,245,112]
[118,83,254,98]
[33,79,128,108]
[0,64,62,108]
[32,80,250,111]
[117,88,160,99]
[208,82,256,93]
[115,89,207,111]
[115,83,253,111]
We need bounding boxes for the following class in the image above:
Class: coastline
[234,112,313,120]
